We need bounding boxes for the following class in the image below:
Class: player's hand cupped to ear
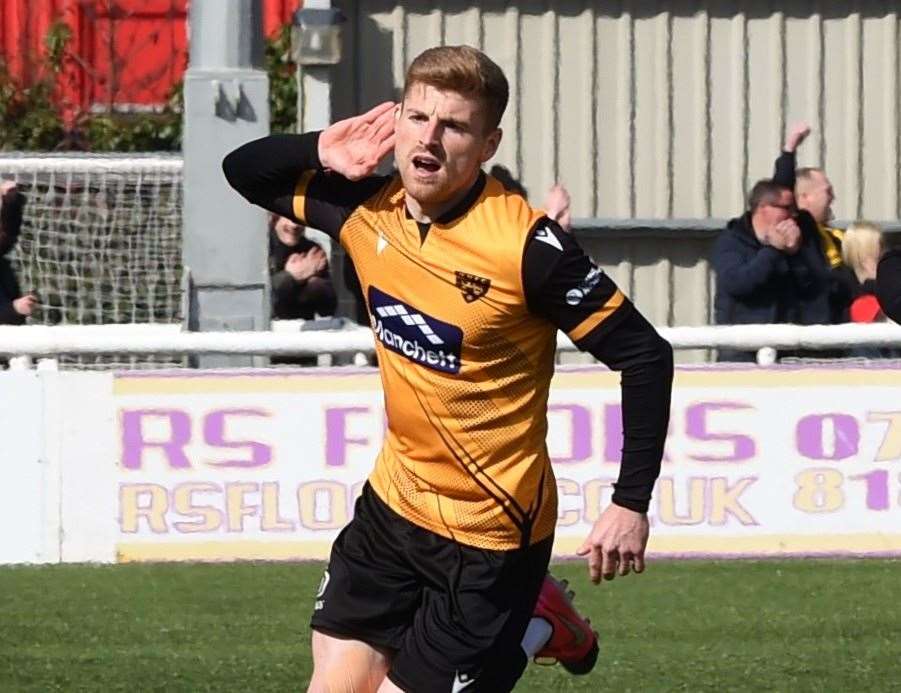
[318,101,397,180]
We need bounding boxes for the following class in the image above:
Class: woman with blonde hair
[842,221,884,323]
[842,221,901,358]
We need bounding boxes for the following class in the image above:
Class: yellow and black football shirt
[224,132,673,551]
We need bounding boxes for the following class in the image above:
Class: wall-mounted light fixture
[291,7,346,66]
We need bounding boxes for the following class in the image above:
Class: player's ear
[480,128,502,163]
[394,103,402,121]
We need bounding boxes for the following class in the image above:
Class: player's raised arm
[522,219,674,584]
[222,102,397,237]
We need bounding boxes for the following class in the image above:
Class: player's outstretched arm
[521,221,673,584]
[575,307,672,583]
[318,102,397,180]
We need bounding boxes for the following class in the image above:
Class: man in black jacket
[0,181,37,328]
[876,248,901,324]
[713,179,832,362]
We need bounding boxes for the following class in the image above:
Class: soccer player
[224,45,673,693]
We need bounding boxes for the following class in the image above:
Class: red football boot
[532,574,599,675]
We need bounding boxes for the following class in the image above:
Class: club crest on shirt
[454,271,491,303]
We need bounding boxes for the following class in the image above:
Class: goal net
[1,153,185,368]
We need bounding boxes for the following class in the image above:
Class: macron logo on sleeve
[534,226,563,252]
[368,286,463,374]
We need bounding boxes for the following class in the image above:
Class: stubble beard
[401,164,452,208]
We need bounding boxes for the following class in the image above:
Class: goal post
[1,153,186,368]
[1,153,184,327]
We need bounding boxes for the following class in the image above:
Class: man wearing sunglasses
[712,176,833,362]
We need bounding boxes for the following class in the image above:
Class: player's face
[395,82,501,215]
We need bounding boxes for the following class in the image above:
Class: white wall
[0,372,58,563]
[337,1,901,222]
[2,364,901,564]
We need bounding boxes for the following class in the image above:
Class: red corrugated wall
[0,0,299,125]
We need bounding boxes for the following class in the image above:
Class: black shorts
[310,482,553,693]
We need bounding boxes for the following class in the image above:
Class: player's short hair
[403,45,509,132]
[747,179,793,213]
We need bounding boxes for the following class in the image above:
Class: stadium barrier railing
[2,321,901,370]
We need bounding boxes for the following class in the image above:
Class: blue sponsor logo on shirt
[368,286,463,374]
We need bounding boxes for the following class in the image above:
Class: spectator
[0,181,37,329]
[268,214,336,320]
[876,246,901,324]
[542,183,572,232]
[842,221,884,323]
[841,222,899,358]
[489,164,572,232]
[489,164,528,197]
[772,123,854,322]
[713,179,832,362]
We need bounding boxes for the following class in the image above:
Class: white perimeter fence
[2,322,901,369]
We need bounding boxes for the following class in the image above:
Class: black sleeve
[222,132,388,239]
[786,216,831,296]
[773,149,796,189]
[523,221,674,513]
[0,300,20,324]
[877,248,901,324]
[0,191,25,257]
[0,262,24,325]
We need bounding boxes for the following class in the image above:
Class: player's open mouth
[412,155,441,173]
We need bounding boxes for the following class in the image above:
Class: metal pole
[295,0,335,256]
[182,0,271,368]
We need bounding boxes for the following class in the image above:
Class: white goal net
[1,153,185,368]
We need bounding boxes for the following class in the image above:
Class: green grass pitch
[1,559,899,691]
